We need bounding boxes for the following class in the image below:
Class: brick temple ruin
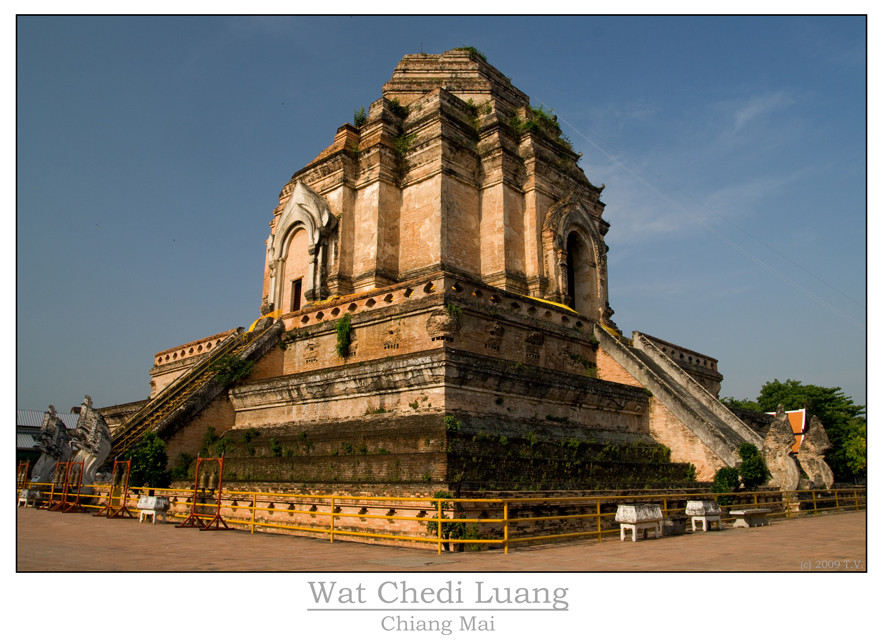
[98,49,779,495]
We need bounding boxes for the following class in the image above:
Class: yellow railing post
[250,492,256,534]
[811,490,818,515]
[596,499,602,543]
[503,501,509,554]
[436,498,443,555]
[330,497,335,544]
[853,489,860,511]
[834,490,841,513]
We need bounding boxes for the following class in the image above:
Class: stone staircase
[594,325,762,467]
[109,319,283,458]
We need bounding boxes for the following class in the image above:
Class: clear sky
[16,15,867,412]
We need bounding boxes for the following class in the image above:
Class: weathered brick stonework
[164,394,237,465]
[648,397,725,482]
[262,49,612,325]
[106,49,749,505]
[596,345,641,387]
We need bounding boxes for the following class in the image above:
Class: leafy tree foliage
[353,106,367,127]
[126,431,171,490]
[170,452,196,481]
[844,421,866,478]
[737,443,769,490]
[709,444,769,503]
[720,396,762,412]
[725,379,866,482]
[710,467,741,504]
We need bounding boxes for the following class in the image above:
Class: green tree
[720,396,762,412]
[126,431,171,490]
[710,467,741,505]
[737,443,770,490]
[844,419,867,478]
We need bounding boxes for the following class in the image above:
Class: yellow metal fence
[19,483,866,554]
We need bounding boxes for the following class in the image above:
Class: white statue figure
[31,405,73,482]
[69,395,113,492]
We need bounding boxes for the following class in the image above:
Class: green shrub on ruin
[335,314,353,358]
[444,415,461,433]
[388,98,408,120]
[353,106,367,127]
[455,46,487,63]
[209,354,254,385]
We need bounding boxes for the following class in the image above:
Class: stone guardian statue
[761,405,800,491]
[797,415,835,489]
[31,405,73,482]
[69,395,113,492]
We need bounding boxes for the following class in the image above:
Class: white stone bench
[615,504,663,541]
[137,496,170,524]
[686,500,723,532]
[18,489,40,508]
[729,508,771,528]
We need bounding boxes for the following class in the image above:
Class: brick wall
[596,345,641,387]
[165,394,237,464]
[647,398,724,482]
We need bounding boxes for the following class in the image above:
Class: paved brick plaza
[16,508,866,572]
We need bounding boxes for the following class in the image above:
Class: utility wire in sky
[551,111,865,330]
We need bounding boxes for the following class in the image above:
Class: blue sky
[16,15,866,411]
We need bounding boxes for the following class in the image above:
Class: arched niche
[265,181,338,312]
[565,229,595,317]
[280,227,309,312]
[541,196,610,324]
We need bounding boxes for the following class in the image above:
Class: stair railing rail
[109,330,244,457]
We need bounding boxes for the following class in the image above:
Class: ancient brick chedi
[262,50,612,321]
[101,49,776,492]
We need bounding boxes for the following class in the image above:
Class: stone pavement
[16,507,866,572]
